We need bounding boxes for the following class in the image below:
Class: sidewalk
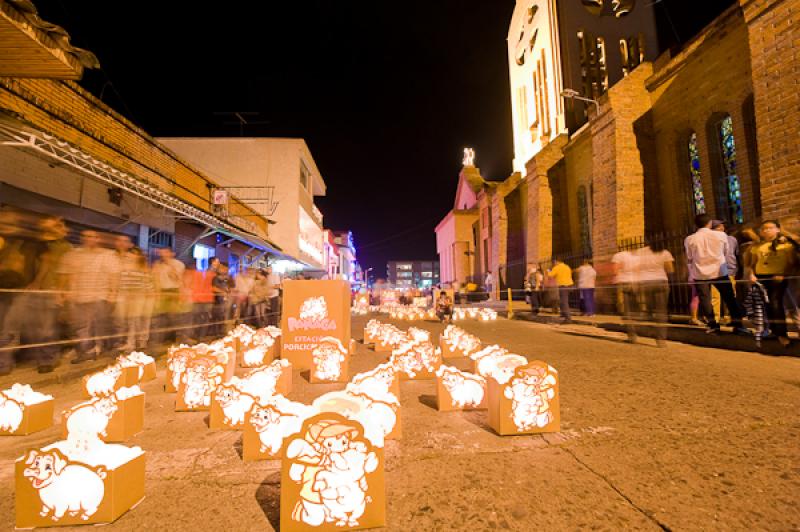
[467,300,800,357]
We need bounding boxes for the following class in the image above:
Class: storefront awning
[0,120,284,255]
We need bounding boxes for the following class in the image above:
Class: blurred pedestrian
[234,266,255,324]
[548,259,574,323]
[59,230,121,363]
[212,262,233,335]
[152,247,186,345]
[117,247,155,351]
[112,235,135,349]
[265,265,281,326]
[575,259,597,317]
[612,247,639,340]
[748,220,798,348]
[631,240,674,347]
[685,214,747,336]
[484,271,494,301]
[525,264,544,315]
[186,261,214,340]
[436,290,453,323]
[710,220,740,323]
[249,270,270,327]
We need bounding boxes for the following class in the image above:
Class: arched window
[687,132,706,216]
[717,115,744,224]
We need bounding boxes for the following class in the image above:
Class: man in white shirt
[685,214,746,334]
[575,260,597,316]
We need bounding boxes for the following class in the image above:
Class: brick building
[481,0,799,302]
[0,0,284,270]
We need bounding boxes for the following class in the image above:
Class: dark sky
[32,0,735,277]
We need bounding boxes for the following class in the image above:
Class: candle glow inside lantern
[487,360,560,436]
[281,412,385,530]
[1,384,54,436]
[212,358,294,429]
[116,352,157,383]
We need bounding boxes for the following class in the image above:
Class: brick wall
[740,0,800,230]
[589,63,652,260]
[524,135,567,265]
[0,78,270,238]
[646,7,759,233]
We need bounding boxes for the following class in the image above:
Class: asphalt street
[1,315,798,531]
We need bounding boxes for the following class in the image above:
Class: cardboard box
[487,360,560,436]
[310,338,350,384]
[435,367,487,412]
[175,355,227,412]
[209,386,257,430]
[242,399,313,462]
[82,366,127,398]
[281,280,351,370]
[280,413,385,531]
[61,393,145,443]
[390,343,441,381]
[15,445,145,528]
[238,342,277,368]
[120,366,140,388]
[0,396,54,436]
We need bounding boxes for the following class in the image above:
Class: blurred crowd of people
[519,214,799,348]
[0,209,283,375]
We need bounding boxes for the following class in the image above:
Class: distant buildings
[387,260,440,290]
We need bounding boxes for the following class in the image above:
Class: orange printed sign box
[0,385,54,436]
[165,344,195,393]
[280,413,385,531]
[210,360,294,430]
[281,280,351,371]
[242,397,316,461]
[62,387,145,443]
[487,360,560,436]
[389,340,441,380]
[15,443,145,528]
[117,352,157,384]
[435,366,487,412]
[175,355,226,412]
[310,337,350,384]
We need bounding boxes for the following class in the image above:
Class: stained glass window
[688,132,706,216]
[718,116,744,224]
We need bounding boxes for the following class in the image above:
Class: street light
[560,88,600,116]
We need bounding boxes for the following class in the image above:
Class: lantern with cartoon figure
[281,413,385,531]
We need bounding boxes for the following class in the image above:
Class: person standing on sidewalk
[710,220,740,323]
[575,260,597,317]
[525,264,544,315]
[748,220,798,348]
[59,230,121,363]
[685,214,748,336]
[484,271,494,301]
[548,259,574,323]
[612,248,639,341]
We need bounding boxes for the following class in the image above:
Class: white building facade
[158,137,327,270]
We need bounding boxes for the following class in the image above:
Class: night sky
[31,0,735,277]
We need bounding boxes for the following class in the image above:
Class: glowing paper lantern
[312,391,398,448]
[82,364,131,399]
[487,360,560,436]
[478,308,498,321]
[439,325,481,359]
[0,384,54,436]
[165,344,195,393]
[476,354,528,385]
[311,337,349,384]
[116,352,156,384]
[435,366,487,411]
[281,413,385,531]
[240,341,276,368]
[389,341,442,380]
[15,442,145,527]
[62,386,144,442]
[243,396,316,461]
[175,355,227,411]
[213,359,294,430]
[349,362,400,400]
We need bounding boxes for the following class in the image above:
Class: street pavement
[1,315,798,530]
